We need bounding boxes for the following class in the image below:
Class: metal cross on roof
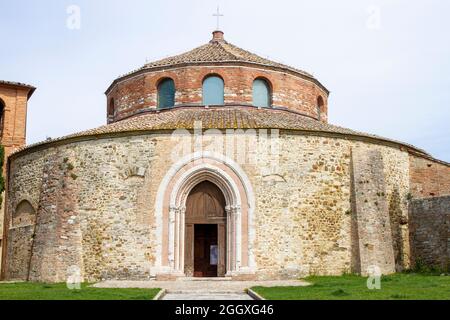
[213,6,224,30]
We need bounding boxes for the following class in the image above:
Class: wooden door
[185,181,227,277]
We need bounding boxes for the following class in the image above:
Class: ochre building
[1,31,449,282]
[0,80,35,268]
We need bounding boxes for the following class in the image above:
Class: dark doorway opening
[194,224,218,277]
[185,181,226,277]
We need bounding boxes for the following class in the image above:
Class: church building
[1,31,449,282]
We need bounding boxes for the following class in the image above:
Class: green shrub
[403,259,449,275]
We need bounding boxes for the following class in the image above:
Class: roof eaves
[0,80,36,99]
[9,106,436,163]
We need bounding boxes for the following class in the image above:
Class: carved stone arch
[153,151,256,278]
[169,164,242,276]
[171,166,241,210]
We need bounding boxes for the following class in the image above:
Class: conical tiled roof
[138,31,313,78]
[107,31,322,94]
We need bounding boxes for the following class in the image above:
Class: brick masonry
[106,66,328,124]
[0,83,32,159]
[1,131,420,282]
[409,155,450,198]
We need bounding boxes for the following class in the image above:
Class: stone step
[167,289,245,294]
[162,293,253,300]
[178,277,232,281]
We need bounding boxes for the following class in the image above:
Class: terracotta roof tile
[16,106,429,157]
[105,33,323,94]
[0,80,34,88]
[139,39,314,78]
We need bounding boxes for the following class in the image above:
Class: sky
[0,0,449,161]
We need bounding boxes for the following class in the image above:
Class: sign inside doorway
[210,245,218,265]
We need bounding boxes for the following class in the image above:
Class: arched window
[108,98,114,119]
[317,96,324,121]
[252,78,271,108]
[0,98,4,134]
[157,78,175,109]
[13,200,36,227]
[202,75,224,105]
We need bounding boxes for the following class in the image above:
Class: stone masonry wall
[350,148,396,275]
[106,66,328,123]
[3,131,411,281]
[2,145,49,279]
[409,196,450,270]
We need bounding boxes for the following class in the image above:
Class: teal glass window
[252,79,271,107]
[203,76,224,105]
[157,78,175,109]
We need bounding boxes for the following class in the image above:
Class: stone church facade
[1,31,449,282]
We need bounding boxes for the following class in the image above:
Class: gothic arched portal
[153,152,256,279]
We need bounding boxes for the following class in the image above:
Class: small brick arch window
[202,75,224,105]
[317,96,324,121]
[108,98,115,118]
[252,78,272,108]
[157,78,176,109]
[13,200,36,227]
[0,98,4,134]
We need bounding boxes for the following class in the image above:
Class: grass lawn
[252,273,450,300]
[0,282,161,300]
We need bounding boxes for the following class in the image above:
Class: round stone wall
[1,130,412,282]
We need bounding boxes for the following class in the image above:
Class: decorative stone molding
[153,151,256,277]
